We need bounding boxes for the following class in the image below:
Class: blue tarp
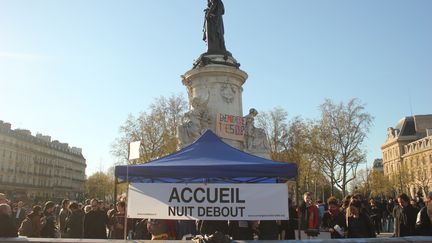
[115,130,297,183]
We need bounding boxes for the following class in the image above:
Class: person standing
[58,199,70,237]
[427,192,432,224]
[369,199,382,235]
[346,199,375,238]
[0,203,18,237]
[393,193,418,237]
[415,192,432,236]
[109,201,132,239]
[13,201,26,230]
[258,220,279,240]
[65,202,84,238]
[386,198,395,232]
[176,220,197,240]
[40,201,58,238]
[83,198,108,239]
[18,205,42,237]
[298,192,319,238]
[280,198,298,240]
[321,197,346,239]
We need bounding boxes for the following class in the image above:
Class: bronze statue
[203,0,227,54]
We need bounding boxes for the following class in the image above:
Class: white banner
[127,183,289,220]
[128,141,141,161]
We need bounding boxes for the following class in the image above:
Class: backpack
[18,217,33,237]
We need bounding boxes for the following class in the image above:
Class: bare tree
[255,107,288,154]
[318,98,373,197]
[256,109,320,193]
[389,161,412,194]
[311,123,340,196]
[368,170,393,197]
[85,171,113,201]
[349,168,368,196]
[111,94,187,165]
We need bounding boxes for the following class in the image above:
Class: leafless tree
[318,98,373,197]
[111,94,187,165]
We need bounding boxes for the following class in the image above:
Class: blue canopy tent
[115,130,298,183]
[114,130,300,239]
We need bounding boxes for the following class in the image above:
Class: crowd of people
[297,191,432,239]
[0,191,431,240]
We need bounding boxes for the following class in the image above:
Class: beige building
[381,115,432,198]
[372,158,384,173]
[0,120,86,202]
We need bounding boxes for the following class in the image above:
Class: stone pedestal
[181,54,247,149]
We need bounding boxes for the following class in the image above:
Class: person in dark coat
[108,201,133,239]
[12,201,27,230]
[258,220,279,240]
[198,220,229,235]
[176,220,197,240]
[228,221,254,240]
[40,201,57,238]
[415,204,432,236]
[133,219,151,240]
[346,199,375,238]
[321,196,346,238]
[65,202,84,238]
[0,203,18,237]
[280,198,298,240]
[84,198,108,239]
[18,205,42,237]
[58,199,70,237]
[393,193,418,237]
[298,192,319,238]
[147,219,173,240]
[369,199,382,235]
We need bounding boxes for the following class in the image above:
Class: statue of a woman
[203,0,227,54]
[177,96,211,147]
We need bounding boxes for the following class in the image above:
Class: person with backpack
[18,205,42,237]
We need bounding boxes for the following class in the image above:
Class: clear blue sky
[1,0,431,176]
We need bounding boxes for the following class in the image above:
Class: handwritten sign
[216,113,245,141]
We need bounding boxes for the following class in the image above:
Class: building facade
[372,158,384,173]
[0,120,86,202]
[381,115,432,198]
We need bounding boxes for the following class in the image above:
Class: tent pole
[114,177,118,208]
[124,162,130,240]
[295,177,301,240]
[124,181,129,240]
